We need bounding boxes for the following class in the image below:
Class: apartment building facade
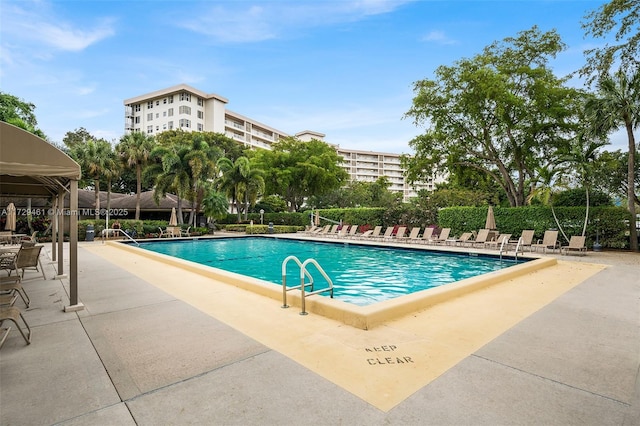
[124,84,440,200]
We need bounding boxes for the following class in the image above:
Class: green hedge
[225,224,304,234]
[77,220,206,239]
[220,212,307,226]
[437,206,633,249]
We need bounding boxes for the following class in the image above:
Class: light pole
[260,209,264,225]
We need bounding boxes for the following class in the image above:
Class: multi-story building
[124,84,442,200]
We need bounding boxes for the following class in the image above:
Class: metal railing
[281,255,334,315]
[101,228,139,246]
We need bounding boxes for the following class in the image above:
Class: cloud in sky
[421,30,457,45]
[1,2,115,52]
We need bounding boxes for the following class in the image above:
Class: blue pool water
[136,237,525,306]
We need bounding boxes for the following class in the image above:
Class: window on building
[134,116,140,124]
[168,95,174,103]
[147,125,153,134]
[156,100,160,106]
[156,113,159,118]
[163,111,167,117]
[163,98,167,104]
[197,97,203,106]
[134,104,141,112]
[168,121,173,130]
[180,92,191,102]
[197,110,204,119]
[179,119,191,128]
[168,108,174,117]
[147,113,153,121]
[156,126,159,131]
[163,124,167,130]
[197,123,203,131]
[179,105,191,115]
[147,101,153,109]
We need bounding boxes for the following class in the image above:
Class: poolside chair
[561,236,587,256]
[515,230,535,252]
[470,229,490,247]
[181,227,191,237]
[346,225,360,238]
[314,224,331,235]
[5,245,45,281]
[485,233,511,250]
[358,226,382,240]
[326,224,340,237]
[376,226,395,241]
[0,306,32,348]
[389,226,407,240]
[430,228,451,245]
[450,232,472,247]
[0,267,30,308]
[532,230,559,253]
[403,227,421,243]
[418,227,435,244]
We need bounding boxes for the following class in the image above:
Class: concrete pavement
[1,238,638,425]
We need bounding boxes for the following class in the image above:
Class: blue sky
[1,0,624,153]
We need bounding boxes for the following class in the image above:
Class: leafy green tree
[585,68,640,251]
[201,182,230,228]
[217,156,264,221]
[254,195,288,213]
[404,26,584,207]
[0,92,47,139]
[592,150,640,204]
[63,127,95,149]
[254,137,348,211]
[581,0,640,83]
[116,132,156,220]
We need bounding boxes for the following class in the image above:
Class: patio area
[1,237,639,425]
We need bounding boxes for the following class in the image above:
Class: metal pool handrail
[101,228,140,246]
[281,255,334,315]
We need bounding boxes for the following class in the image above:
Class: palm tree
[527,163,570,242]
[147,143,191,224]
[70,139,115,220]
[116,132,156,220]
[217,156,264,221]
[585,68,640,251]
[201,182,229,232]
[183,135,222,226]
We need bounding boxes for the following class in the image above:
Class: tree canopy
[253,137,348,211]
[0,92,47,139]
[404,26,586,207]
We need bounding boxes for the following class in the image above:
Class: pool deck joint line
[85,242,606,412]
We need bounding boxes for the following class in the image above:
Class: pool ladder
[499,237,522,261]
[281,255,334,315]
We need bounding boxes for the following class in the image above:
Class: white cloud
[421,30,457,45]
[0,2,115,52]
[180,0,414,43]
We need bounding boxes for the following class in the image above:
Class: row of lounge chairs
[303,225,587,254]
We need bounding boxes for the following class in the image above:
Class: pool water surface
[137,237,524,306]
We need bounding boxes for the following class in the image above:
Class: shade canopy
[0,121,83,311]
[0,121,81,196]
[169,207,178,226]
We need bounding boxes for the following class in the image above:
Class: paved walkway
[1,238,639,425]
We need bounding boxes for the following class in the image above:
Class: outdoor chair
[5,245,45,281]
[449,232,472,247]
[470,229,490,247]
[357,226,382,240]
[561,236,587,256]
[389,226,407,240]
[418,227,435,244]
[0,306,32,348]
[347,225,360,238]
[532,230,560,253]
[430,228,451,245]
[485,233,512,250]
[514,230,535,252]
[0,260,31,308]
[181,226,191,237]
[403,227,421,243]
[375,227,395,241]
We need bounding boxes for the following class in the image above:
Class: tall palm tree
[585,68,640,251]
[116,132,156,220]
[183,135,222,226]
[70,139,115,220]
[147,143,191,224]
[217,156,264,222]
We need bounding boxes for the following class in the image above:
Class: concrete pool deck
[1,235,639,425]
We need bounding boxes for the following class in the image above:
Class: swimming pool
[136,237,527,306]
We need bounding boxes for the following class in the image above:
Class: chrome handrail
[101,228,139,246]
[281,255,314,308]
[299,258,334,316]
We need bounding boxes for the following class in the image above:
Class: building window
[163,124,167,130]
[147,113,153,121]
[156,126,159,131]
[197,110,204,119]
[197,97,203,106]
[179,119,191,128]
[168,108,174,117]
[168,121,173,130]
[163,111,167,117]
[163,98,167,104]
[134,104,141,112]
[134,116,140,124]
[147,125,153,134]
[180,92,191,102]
[179,105,191,115]
[156,100,160,106]
[147,101,153,109]
[197,123,203,131]
[168,95,174,104]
